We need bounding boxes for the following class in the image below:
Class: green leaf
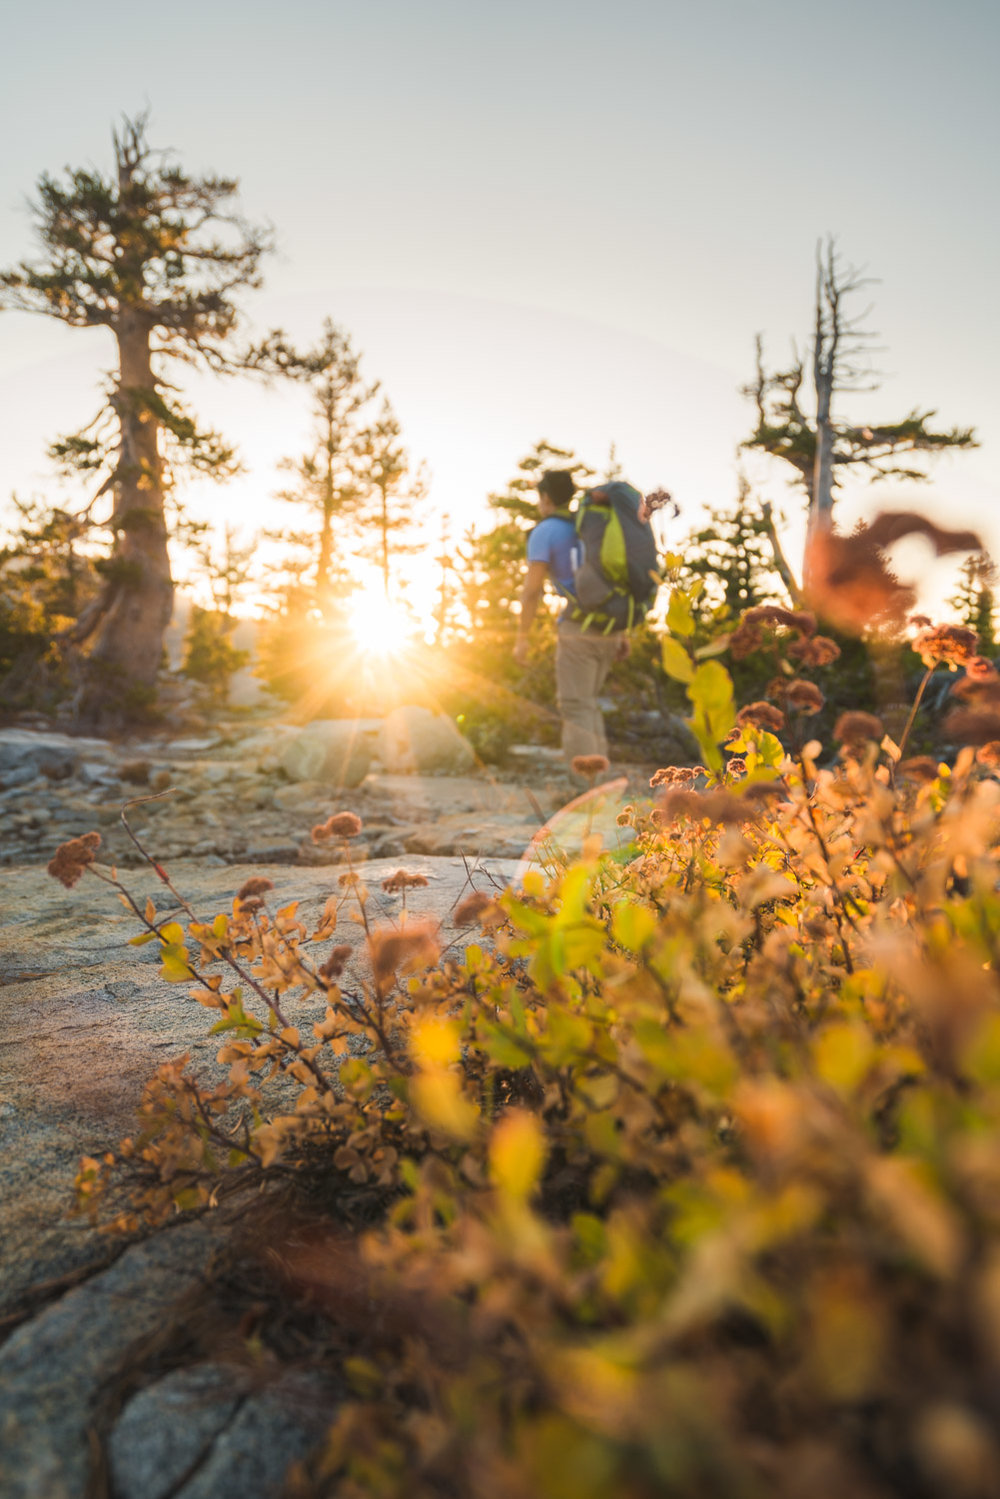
[661,636,694,682]
[611,899,657,952]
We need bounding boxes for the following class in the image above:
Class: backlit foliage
[64,628,1000,1498]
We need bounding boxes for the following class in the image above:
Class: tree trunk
[380,488,390,597]
[805,251,837,594]
[760,502,803,606]
[89,316,173,690]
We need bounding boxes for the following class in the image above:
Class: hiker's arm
[514,562,548,665]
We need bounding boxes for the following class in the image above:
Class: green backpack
[569,482,660,633]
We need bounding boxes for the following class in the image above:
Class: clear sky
[2,0,998,610]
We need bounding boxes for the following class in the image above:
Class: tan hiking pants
[555,617,623,763]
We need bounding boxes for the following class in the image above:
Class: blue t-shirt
[527,514,578,598]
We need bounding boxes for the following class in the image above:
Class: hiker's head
[537,469,575,517]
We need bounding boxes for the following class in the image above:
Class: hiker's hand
[615,635,632,660]
[513,638,530,667]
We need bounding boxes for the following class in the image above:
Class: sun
[348,589,415,657]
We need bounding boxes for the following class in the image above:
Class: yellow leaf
[280,1027,300,1047]
[661,636,694,682]
[412,1017,462,1070]
[160,947,193,983]
[410,1073,479,1141]
[159,922,185,945]
[812,1023,875,1095]
[490,1110,546,1199]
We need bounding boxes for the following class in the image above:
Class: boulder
[378,707,476,776]
[279,721,373,786]
[0,730,88,782]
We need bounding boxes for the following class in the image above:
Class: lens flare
[348,590,414,657]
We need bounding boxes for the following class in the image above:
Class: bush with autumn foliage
[60,576,1000,1499]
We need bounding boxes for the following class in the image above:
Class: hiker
[513,469,659,768]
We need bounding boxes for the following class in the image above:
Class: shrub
[62,619,1000,1499]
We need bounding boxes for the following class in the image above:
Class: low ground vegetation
[50,594,1000,1499]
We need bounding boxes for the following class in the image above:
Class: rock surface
[0,854,520,1309]
[278,718,377,786]
[0,716,659,1499]
[108,1363,333,1499]
[378,705,477,775]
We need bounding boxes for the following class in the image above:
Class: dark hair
[537,469,575,509]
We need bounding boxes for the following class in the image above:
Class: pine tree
[682,480,788,624]
[0,114,270,711]
[354,397,427,598]
[269,320,378,616]
[949,554,996,652]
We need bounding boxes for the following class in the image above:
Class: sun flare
[348,589,415,658]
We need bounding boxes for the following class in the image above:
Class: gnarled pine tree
[0,114,270,712]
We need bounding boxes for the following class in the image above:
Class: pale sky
[2,0,998,613]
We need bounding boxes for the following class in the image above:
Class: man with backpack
[513,468,659,770]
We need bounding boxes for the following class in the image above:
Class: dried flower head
[650,766,699,788]
[454,890,500,927]
[726,757,747,779]
[943,706,1000,746]
[898,756,941,784]
[319,943,353,980]
[785,679,825,715]
[657,780,780,826]
[736,702,786,734]
[834,711,884,746]
[788,634,842,668]
[637,488,677,523]
[313,811,363,843]
[369,921,440,988]
[571,754,611,782]
[381,869,430,893]
[47,832,101,889]
[237,876,274,902]
[912,625,980,669]
[976,741,1000,769]
[239,897,265,915]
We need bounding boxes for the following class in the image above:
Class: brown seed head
[834,711,884,746]
[898,756,941,784]
[319,943,353,980]
[736,702,786,734]
[571,754,611,782]
[369,921,440,987]
[453,890,500,927]
[913,624,980,668]
[976,741,1000,769]
[788,634,842,667]
[944,706,1000,746]
[237,876,275,902]
[313,811,364,842]
[381,869,430,893]
[785,679,825,715]
[47,832,101,889]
